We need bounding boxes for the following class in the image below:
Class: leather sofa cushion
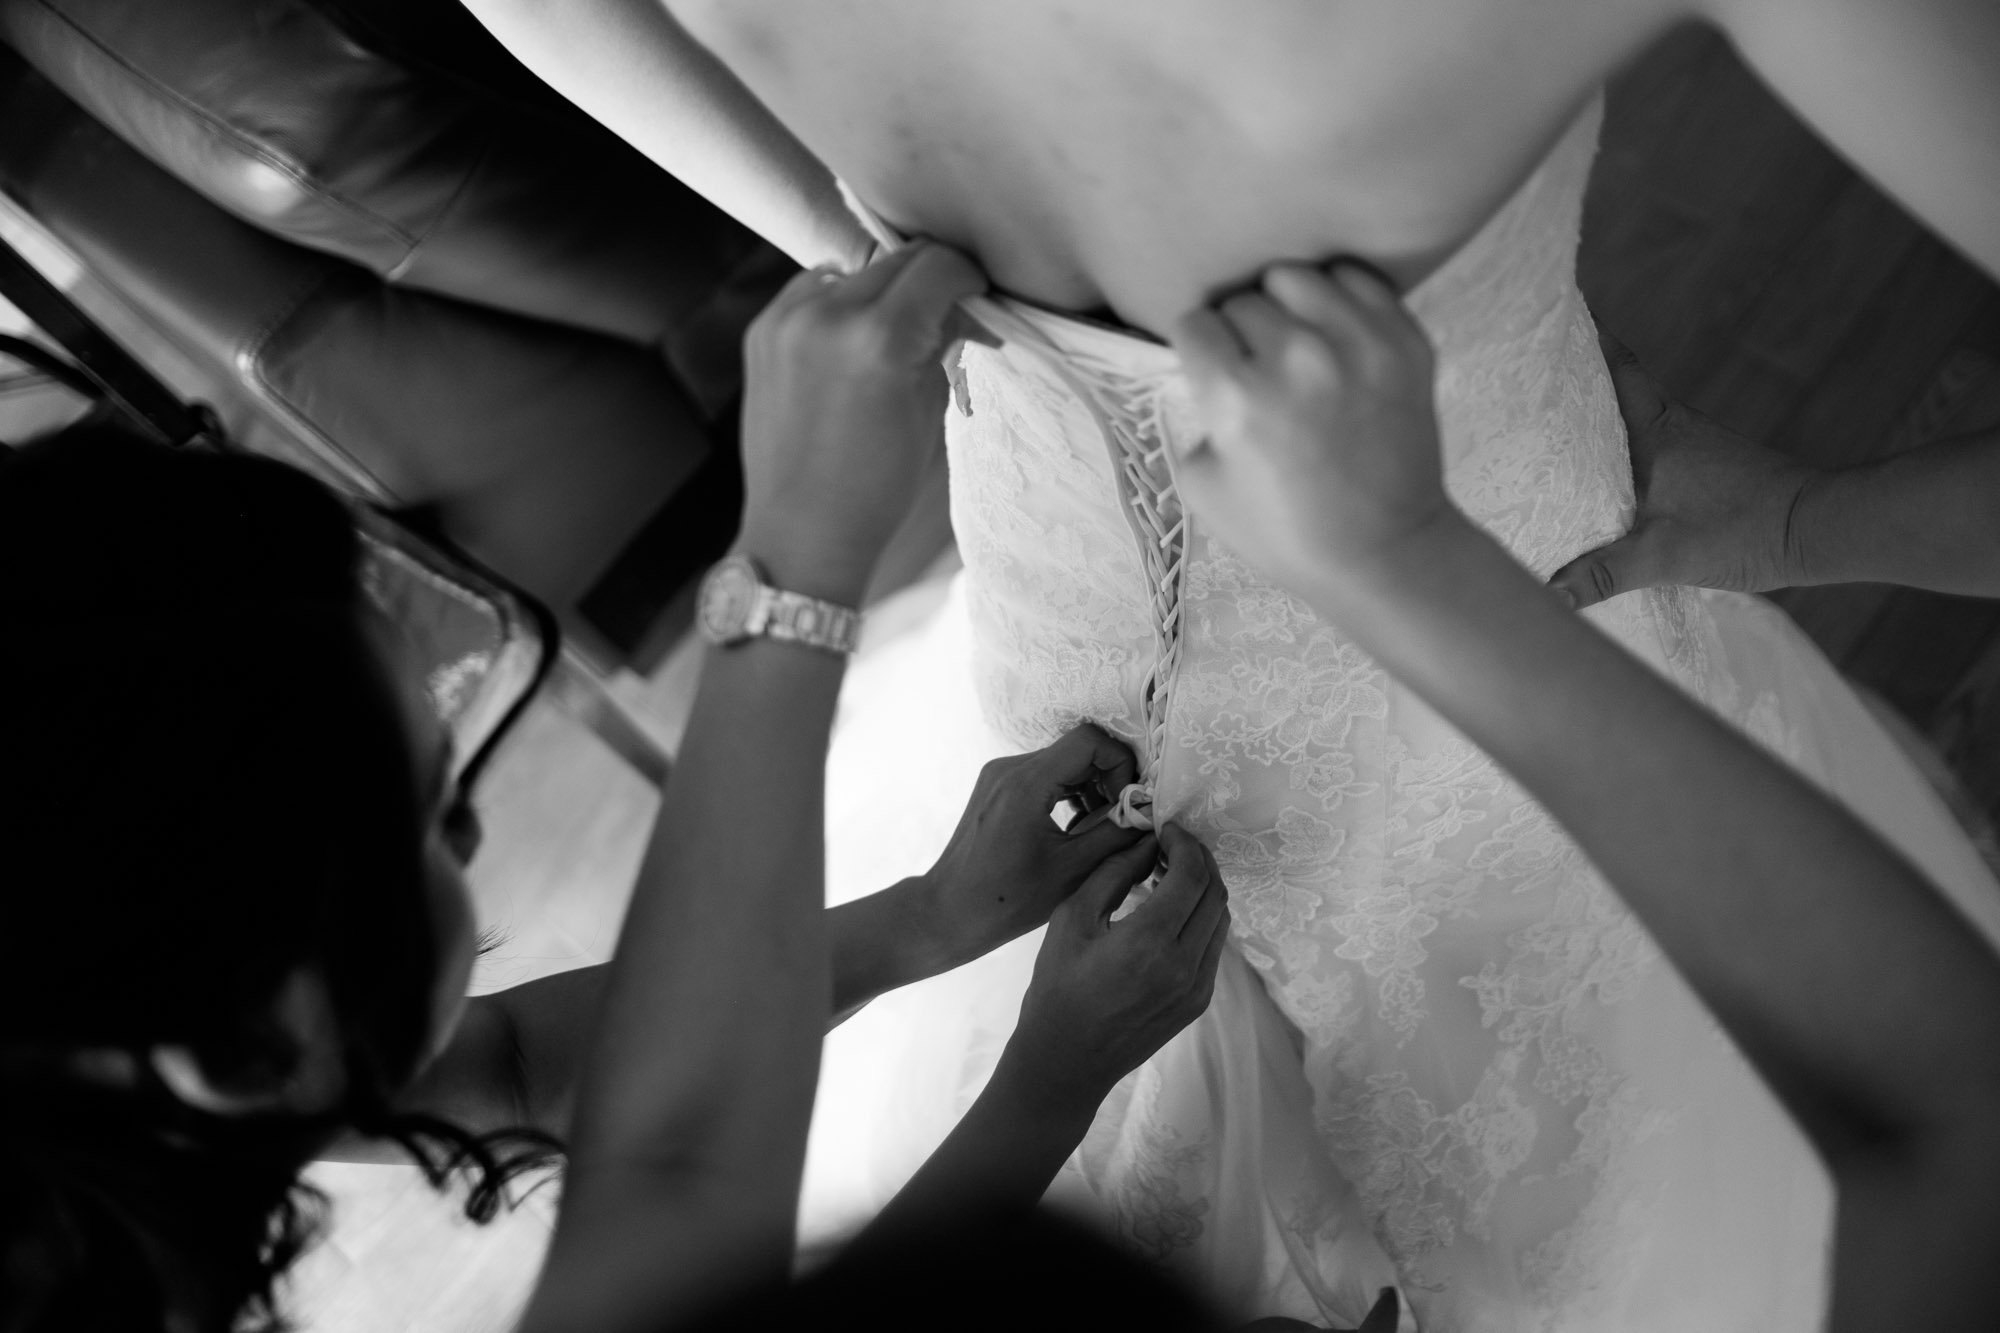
[0,0,778,370]
[0,56,715,616]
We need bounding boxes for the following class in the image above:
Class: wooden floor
[1579,24,2000,826]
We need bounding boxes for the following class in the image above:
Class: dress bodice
[840,95,1839,1330]
[910,98,1637,796]
[814,81,2000,1330]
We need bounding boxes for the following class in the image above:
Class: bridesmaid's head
[0,421,545,1332]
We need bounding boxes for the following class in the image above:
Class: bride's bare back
[667,0,1669,329]
[665,0,1997,333]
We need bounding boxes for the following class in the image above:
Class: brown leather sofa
[0,0,791,660]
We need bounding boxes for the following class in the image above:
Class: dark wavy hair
[0,421,557,1332]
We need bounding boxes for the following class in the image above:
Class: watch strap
[761,587,861,655]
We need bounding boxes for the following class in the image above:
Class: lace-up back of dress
[927,96,1626,777]
[814,85,2000,1330]
[850,96,1743,1323]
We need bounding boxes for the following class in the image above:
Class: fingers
[1169,310,1251,468]
[1170,868,1230,1027]
[752,262,848,333]
[1071,834,1161,925]
[1261,263,1370,342]
[1326,258,1402,310]
[1063,806,1150,864]
[803,240,988,362]
[872,243,989,356]
[1546,530,1661,610]
[1033,723,1140,809]
[1172,305,1249,372]
[1140,823,1217,936]
[880,240,988,311]
[1171,307,1250,417]
[750,248,945,352]
[1175,258,1428,406]
[1268,260,1430,364]
[1193,894,1231,996]
[1597,326,1668,436]
[1180,850,1229,944]
[1217,290,1297,364]
[828,236,936,303]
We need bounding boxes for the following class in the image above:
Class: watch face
[698,557,762,643]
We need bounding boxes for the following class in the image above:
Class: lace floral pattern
[936,98,1743,1323]
[809,86,2000,1324]
[891,87,1973,1328]
[1089,1065,1216,1264]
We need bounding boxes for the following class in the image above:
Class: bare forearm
[382,881,966,1151]
[1793,431,2000,596]
[1312,517,2000,1150]
[460,0,869,268]
[527,637,845,1330]
[862,1046,1098,1242]
[826,877,967,1023]
[572,643,837,1160]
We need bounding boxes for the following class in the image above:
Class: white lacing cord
[1109,781,1156,831]
[1104,410,1188,830]
[977,339,1188,832]
[840,176,1191,826]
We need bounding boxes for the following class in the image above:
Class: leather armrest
[0,0,787,397]
[0,55,714,617]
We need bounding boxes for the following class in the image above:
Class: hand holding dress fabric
[737,240,987,597]
[1007,823,1232,1110]
[1170,262,1459,603]
[858,823,1233,1248]
[1168,252,2000,1333]
[1549,331,2000,604]
[1545,332,1823,608]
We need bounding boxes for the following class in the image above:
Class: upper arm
[1702,0,2000,279]
[458,0,868,267]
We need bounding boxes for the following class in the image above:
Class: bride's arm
[458,0,871,269]
[1701,0,2000,279]
[1171,262,2000,1333]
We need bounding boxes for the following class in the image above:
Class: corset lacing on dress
[839,183,1188,828]
[996,321,1188,831]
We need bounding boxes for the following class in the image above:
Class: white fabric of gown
[799,97,2000,1332]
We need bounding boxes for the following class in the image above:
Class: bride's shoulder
[1187,0,1687,113]
[1186,0,1685,177]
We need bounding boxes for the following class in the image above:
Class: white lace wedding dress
[799,97,2000,1331]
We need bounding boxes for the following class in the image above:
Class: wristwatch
[697,553,861,655]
